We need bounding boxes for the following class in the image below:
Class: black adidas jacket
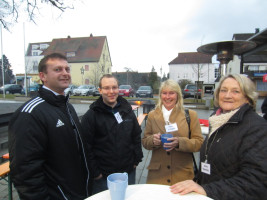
[8,86,90,200]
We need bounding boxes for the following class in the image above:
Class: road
[0,96,265,117]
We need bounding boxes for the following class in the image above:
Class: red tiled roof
[169,52,213,65]
[42,36,106,62]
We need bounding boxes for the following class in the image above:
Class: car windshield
[119,85,130,89]
[78,85,88,89]
[187,85,196,89]
[2,84,12,89]
[139,86,150,90]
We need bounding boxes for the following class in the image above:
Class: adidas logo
[56,119,65,127]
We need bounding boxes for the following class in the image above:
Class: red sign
[263,74,267,82]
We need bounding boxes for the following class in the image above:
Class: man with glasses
[81,74,143,194]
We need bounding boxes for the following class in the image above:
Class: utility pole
[0,24,5,98]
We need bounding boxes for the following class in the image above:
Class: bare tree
[0,0,75,31]
[191,63,206,101]
[124,67,132,85]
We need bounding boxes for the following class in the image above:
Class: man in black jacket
[81,74,143,194]
[8,53,91,199]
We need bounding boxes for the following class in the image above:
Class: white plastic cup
[107,172,128,200]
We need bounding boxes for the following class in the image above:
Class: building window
[32,51,39,56]
[183,73,188,78]
[40,44,48,50]
[85,65,89,71]
[33,61,38,72]
[215,68,219,78]
[66,52,75,57]
[32,45,39,50]
[248,65,259,71]
[85,79,90,84]
[259,65,267,71]
[177,73,180,78]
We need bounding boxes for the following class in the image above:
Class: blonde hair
[156,79,184,112]
[214,74,258,109]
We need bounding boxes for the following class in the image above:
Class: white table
[85,184,213,200]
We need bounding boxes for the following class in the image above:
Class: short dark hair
[99,74,118,88]
[38,53,67,73]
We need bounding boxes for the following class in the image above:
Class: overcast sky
[1,0,267,76]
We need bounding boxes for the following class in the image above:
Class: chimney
[90,33,93,37]
[255,28,260,33]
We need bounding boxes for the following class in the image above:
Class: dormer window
[40,44,49,50]
[32,45,39,50]
[66,52,75,57]
[32,51,39,56]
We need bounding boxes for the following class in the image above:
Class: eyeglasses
[101,86,119,91]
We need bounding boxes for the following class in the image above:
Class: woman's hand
[153,133,161,146]
[164,136,179,151]
[170,180,207,196]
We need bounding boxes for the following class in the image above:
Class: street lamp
[80,67,84,85]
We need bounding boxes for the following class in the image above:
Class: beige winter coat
[142,106,203,185]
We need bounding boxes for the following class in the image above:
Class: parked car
[136,86,153,98]
[183,84,202,99]
[28,83,40,92]
[64,84,77,96]
[118,85,134,97]
[73,85,96,96]
[93,87,101,96]
[0,84,24,94]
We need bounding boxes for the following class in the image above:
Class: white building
[169,52,218,84]
[25,42,51,73]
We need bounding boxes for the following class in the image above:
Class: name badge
[165,123,178,132]
[201,162,211,175]
[114,112,123,124]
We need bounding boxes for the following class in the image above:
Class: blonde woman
[142,79,203,185]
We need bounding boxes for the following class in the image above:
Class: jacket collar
[38,85,69,107]
[212,103,252,124]
[90,95,132,114]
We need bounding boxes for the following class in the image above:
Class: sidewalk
[136,121,151,184]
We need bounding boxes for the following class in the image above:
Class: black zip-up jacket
[81,96,143,178]
[8,86,90,200]
[196,104,267,200]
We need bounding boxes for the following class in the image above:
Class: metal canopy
[243,28,267,57]
[197,40,256,78]
[197,40,256,55]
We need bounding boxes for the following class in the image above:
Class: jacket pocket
[147,163,161,170]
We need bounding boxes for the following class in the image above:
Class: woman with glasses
[170,74,267,200]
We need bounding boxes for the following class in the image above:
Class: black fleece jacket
[81,96,143,178]
[8,86,90,200]
[196,104,267,200]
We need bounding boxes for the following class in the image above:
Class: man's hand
[94,174,103,180]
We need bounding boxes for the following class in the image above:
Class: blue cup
[161,133,173,150]
[107,172,128,200]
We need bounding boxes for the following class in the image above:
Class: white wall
[227,55,241,74]
[169,63,217,83]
